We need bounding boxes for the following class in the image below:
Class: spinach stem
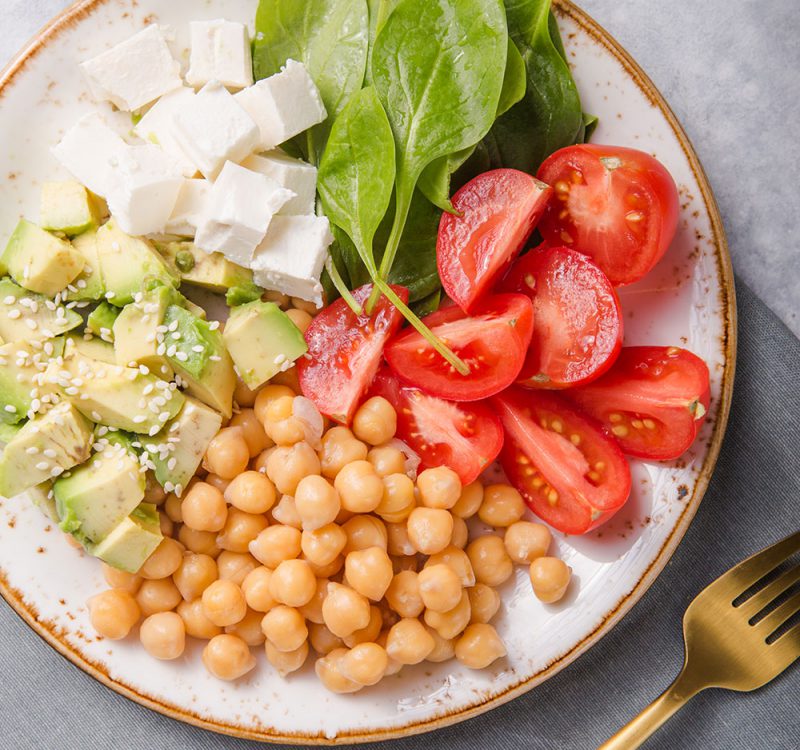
[325,256,363,315]
[365,188,412,313]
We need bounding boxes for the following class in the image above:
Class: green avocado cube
[1,220,85,296]
[40,181,101,237]
[223,301,307,389]
[86,301,120,341]
[0,278,82,342]
[65,334,116,364]
[88,502,162,573]
[155,240,254,292]
[0,402,94,498]
[0,422,23,444]
[112,286,174,379]
[29,481,58,523]
[0,339,63,425]
[66,230,105,301]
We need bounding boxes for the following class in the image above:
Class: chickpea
[334,460,383,513]
[164,493,183,523]
[270,495,303,529]
[205,473,231,493]
[159,512,174,537]
[309,622,345,655]
[216,551,259,585]
[143,472,167,505]
[140,612,185,660]
[344,547,393,601]
[295,475,341,530]
[407,508,454,555]
[417,466,461,510]
[173,553,218,601]
[205,426,250,479]
[417,564,463,613]
[298,578,329,625]
[450,516,469,549]
[301,523,346,567]
[177,599,223,639]
[341,642,388,686]
[467,535,514,587]
[426,546,476,587]
[385,618,435,665]
[202,580,247,627]
[249,525,301,569]
[322,583,371,638]
[315,648,362,694]
[229,409,272,457]
[224,471,276,514]
[386,522,416,556]
[285,307,313,334]
[267,442,321,495]
[225,607,266,646]
[217,509,269,553]
[367,445,406,477]
[424,590,471,640]
[529,557,571,604]
[102,564,141,595]
[455,624,506,669]
[178,526,221,558]
[320,427,368,478]
[241,567,278,613]
[384,571,424,619]
[252,446,276,474]
[375,630,403,676]
[451,481,484,519]
[303,554,344,579]
[478,484,525,527]
[342,515,387,554]
[261,605,307,652]
[269,559,316,607]
[263,395,306,446]
[202,634,256,681]
[343,605,382,648]
[352,397,397,446]
[88,590,140,640]
[233,377,258,408]
[263,290,290,308]
[181,482,227,533]
[505,521,551,564]
[291,296,319,315]
[136,579,182,617]
[375,473,416,523]
[426,627,456,663]
[265,638,309,676]
[254,384,296,424]
[468,583,501,624]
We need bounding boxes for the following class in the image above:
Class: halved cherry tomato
[298,284,408,425]
[437,169,552,313]
[385,293,534,401]
[567,346,710,460]
[498,244,623,389]
[493,388,631,534]
[369,367,503,485]
[536,144,679,285]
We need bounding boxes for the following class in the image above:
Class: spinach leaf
[497,38,528,117]
[581,111,599,142]
[411,289,441,317]
[365,0,399,86]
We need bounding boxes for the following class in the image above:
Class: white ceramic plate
[0,0,735,744]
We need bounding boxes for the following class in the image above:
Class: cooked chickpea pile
[85,338,573,693]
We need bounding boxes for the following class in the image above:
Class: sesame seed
[35,461,50,471]
[76,279,87,289]
[2,296,15,305]
[209,355,221,362]
[91,411,102,421]
[168,320,178,332]
[208,321,220,330]
[43,449,57,458]
[133,415,146,424]
[104,291,116,300]
[25,446,40,455]
[50,466,65,477]
[139,365,150,375]
[192,345,204,353]
[148,425,161,436]
[159,411,171,422]
[4,405,17,414]
[7,309,21,320]
[175,351,188,362]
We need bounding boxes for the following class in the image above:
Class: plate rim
[0,0,737,744]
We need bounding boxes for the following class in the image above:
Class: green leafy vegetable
[410,289,441,317]
[497,38,528,118]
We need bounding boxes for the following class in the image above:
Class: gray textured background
[1,2,799,749]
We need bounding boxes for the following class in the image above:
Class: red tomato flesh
[369,367,503,485]
[536,144,679,285]
[567,346,710,460]
[385,293,534,401]
[437,168,552,313]
[298,284,408,425]
[499,244,623,389]
[493,388,631,534]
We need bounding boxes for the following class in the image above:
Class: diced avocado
[155,240,253,292]
[96,221,177,307]
[28,481,58,523]
[0,339,63,425]
[0,402,93,498]
[0,278,82,342]
[88,502,162,573]
[86,301,120,341]
[112,286,174,379]
[0,422,23,444]
[40,181,101,237]
[163,305,235,418]
[0,220,85,296]
[183,298,208,320]
[66,334,116,364]
[145,396,222,494]
[223,301,308,389]
[66,230,105,301]
[226,281,263,307]
[54,440,145,545]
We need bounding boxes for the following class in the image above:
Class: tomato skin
[437,169,552,313]
[536,144,679,286]
[493,388,631,534]
[369,368,503,485]
[566,346,710,460]
[298,284,408,425]
[385,293,534,402]
[498,244,623,390]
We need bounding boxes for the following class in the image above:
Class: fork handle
[598,668,705,750]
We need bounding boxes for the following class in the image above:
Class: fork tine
[740,565,800,617]
[754,589,800,637]
[721,530,800,597]
[769,623,800,666]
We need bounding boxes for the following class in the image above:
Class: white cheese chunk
[79,25,182,112]
[164,179,212,236]
[242,151,317,215]
[134,87,197,177]
[106,145,185,236]
[195,161,294,267]
[51,112,128,198]
[172,81,260,179]
[234,60,327,151]
[186,20,254,90]
[251,215,332,305]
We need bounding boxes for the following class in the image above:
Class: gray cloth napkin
[0,277,797,750]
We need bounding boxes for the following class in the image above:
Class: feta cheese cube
[106,145,185,236]
[234,60,327,151]
[242,151,317,215]
[172,81,260,179]
[134,87,197,177]
[195,162,294,266]
[186,20,254,90]
[79,25,182,111]
[51,112,128,198]
[164,179,212,236]
[251,215,333,305]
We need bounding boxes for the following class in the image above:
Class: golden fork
[600,530,800,749]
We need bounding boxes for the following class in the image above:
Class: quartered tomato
[567,346,710,460]
[499,244,623,389]
[298,284,408,425]
[536,144,679,285]
[437,169,552,313]
[369,367,503,485]
[493,388,631,534]
[385,293,534,401]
